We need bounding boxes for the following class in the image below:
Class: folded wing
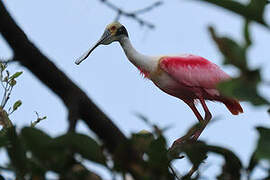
[159,54,230,89]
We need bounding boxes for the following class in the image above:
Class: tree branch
[0,2,144,176]
[98,0,163,29]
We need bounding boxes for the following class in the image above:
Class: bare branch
[132,1,163,14]
[0,57,15,64]
[0,2,145,179]
[169,164,181,180]
[30,111,47,127]
[98,0,163,29]
[0,1,126,152]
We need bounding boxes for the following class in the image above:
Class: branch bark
[0,2,164,179]
[0,0,125,158]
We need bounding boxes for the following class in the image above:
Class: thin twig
[178,165,199,180]
[0,57,15,64]
[1,78,10,108]
[1,76,13,108]
[30,111,46,127]
[132,1,163,14]
[169,164,181,180]
[98,0,163,29]
[0,59,14,64]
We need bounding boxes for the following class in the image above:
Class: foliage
[209,24,269,106]
[196,0,269,27]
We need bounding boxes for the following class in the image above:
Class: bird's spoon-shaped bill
[75,42,100,65]
[75,30,111,65]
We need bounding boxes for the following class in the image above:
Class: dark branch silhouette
[0,1,125,151]
[98,0,163,29]
[0,1,173,179]
[0,2,145,178]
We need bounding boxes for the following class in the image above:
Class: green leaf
[244,20,252,48]
[197,0,269,27]
[21,128,106,171]
[209,26,247,70]
[171,141,208,168]
[21,127,71,172]
[131,131,154,153]
[21,127,70,173]
[0,129,8,147]
[0,63,7,71]
[21,127,52,144]
[247,151,258,176]
[255,127,270,161]
[13,100,22,111]
[147,136,169,173]
[9,79,16,87]
[10,71,23,80]
[218,77,269,106]
[3,76,8,82]
[210,25,269,107]
[170,141,242,179]
[247,0,268,20]
[6,126,28,178]
[207,145,242,179]
[21,127,53,161]
[53,133,106,165]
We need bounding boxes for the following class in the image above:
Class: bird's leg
[171,100,204,146]
[192,98,212,141]
[171,130,195,147]
[184,100,204,123]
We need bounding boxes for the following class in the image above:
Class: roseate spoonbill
[75,22,243,144]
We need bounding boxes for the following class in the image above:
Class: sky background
[0,0,270,179]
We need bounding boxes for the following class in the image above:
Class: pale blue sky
[0,0,270,179]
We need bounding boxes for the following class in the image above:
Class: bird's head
[102,22,129,44]
[75,22,128,65]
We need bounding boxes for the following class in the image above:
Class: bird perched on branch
[75,22,243,145]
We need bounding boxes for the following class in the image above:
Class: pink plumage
[158,54,243,116]
[160,55,230,89]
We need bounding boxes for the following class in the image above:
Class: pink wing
[159,54,230,89]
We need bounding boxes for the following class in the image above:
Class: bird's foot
[170,134,196,150]
[168,134,197,160]
[169,120,209,152]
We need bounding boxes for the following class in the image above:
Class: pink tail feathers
[222,98,243,115]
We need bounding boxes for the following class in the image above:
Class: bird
[75,22,243,145]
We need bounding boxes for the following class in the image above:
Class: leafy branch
[201,1,270,106]
[0,64,22,109]
[209,22,269,106]
[30,111,47,127]
[196,0,269,28]
[0,63,23,129]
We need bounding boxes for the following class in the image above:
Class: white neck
[119,37,157,73]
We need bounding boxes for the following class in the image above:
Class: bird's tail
[221,98,243,115]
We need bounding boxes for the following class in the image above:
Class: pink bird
[75,22,243,144]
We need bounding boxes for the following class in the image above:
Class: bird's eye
[111,26,116,31]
